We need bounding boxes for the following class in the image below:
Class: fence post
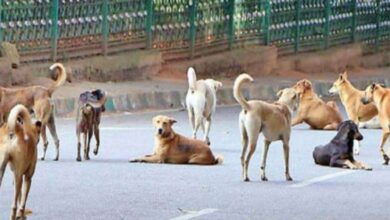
[146,0,153,49]
[324,0,331,49]
[51,0,59,61]
[228,0,235,50]
[189,0,196,58]
[263,0,270,45]
[0,0,3,42]
[102,0,109,56]
[375,0,381,52]
[351,0,357,42]
[294,0,301,53]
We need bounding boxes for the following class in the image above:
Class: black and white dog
[313,120,372,170]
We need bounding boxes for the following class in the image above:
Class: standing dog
[76,90,107,162]
[0,105,42,220]
[329,71,380,129]
[292,79,343,130]
[234,74,293,182]
[0,63,67,161]
[185,67,222,145]
[129,115,223,165]
[362,83,390,165]
[329,72,380,154]
[313,120,371,170]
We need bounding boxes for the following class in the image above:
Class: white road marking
[170,208,218,220]
[100,127,153,131]
[289,170,356,188]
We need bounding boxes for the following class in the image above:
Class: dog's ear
[214,81,223,90]
[276,89,283,97]
[303,80,312,89]
[169,118,177,125]
[341,71,348,80]
[379,83,386,88]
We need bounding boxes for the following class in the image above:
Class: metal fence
[0,0,389,63]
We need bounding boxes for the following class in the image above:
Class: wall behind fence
[0,0,388,63]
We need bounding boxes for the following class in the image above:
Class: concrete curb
[53,78,389,117]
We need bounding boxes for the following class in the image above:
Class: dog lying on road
[292,79,342,130]
[0,105,42,220]
[129,115,223,165]
[76,90,107,162]
[234,74,293,182]
[185,67,223,145]
[0,63,68,161]
[362,83,390,165]
[313,120,371,170]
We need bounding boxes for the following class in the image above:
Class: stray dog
[292,79,342,130]
[313,120,371,170]
[0,63,68,161]
[329,71,380,154]
[0,105,42,220]
[234,74,293,182]
[276,88,299,113]
[76,90,107,162]
[329,71,380,129]
[362,83,390,164]
[129,115,223,165]
[185,67,222,145]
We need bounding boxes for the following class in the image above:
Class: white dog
[185,67,222,145]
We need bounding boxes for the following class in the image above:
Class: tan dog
[329,71,380,129]
[234,74,293,182]
[292,79,342,130]
[186,67,223,145]
[276,88,299,113]
[0,105,42,220]
[362,84,390,165]
[129,115,223,165]
[76,90,107,162]
[0,63,67,161]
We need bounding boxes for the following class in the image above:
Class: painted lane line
[289,170,356,188]
[100,127,153,131]
[170,208,218,220]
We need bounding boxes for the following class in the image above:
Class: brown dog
[0,63,67,161]
[76,90,107,162]
[129,115,223,165]
[0,105,42,220]
[362,83,390,164]
[234,74,293,182]
[292,79,342,130]
[329,71,379,128]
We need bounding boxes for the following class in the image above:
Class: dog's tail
[8,104,32,141]
[215,155,224,165]
[48,63,67,96]
[187,67,197,91]
[233,73,253,111]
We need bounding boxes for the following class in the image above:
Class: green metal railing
[0,0,388,62]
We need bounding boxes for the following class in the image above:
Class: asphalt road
[1,105,390,220]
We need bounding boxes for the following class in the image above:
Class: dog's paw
[286,175,293,181]
[365,167,373,171]
[243,177,250,182]
[76,157,81,162]
[40,157,45,161]
[129,159,139,163]
[261,176,268,182]
[53,157,59,161]
[93,149,98,155]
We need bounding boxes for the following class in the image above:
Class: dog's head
[337,120,363,141]
[153,115,177,137]
[277,88,299,111]
[205,79,223,92]
[293,79,312,95]
[361,83,384,105]
[329,71,348,96]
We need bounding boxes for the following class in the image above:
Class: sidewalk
[51,67,390,117]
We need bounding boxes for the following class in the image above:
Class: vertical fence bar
[102,0,109,56]
[258,0,263,44]
[146,0,153,49]
[263,0,270,45]
[294,0,301,53]
[51,0,59,61]
[0,0,3,42]
[375,0,381,52]
[228,0,235,49]
[351,0,357,42]
[189,0,196,58]
[324,0,331,49]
